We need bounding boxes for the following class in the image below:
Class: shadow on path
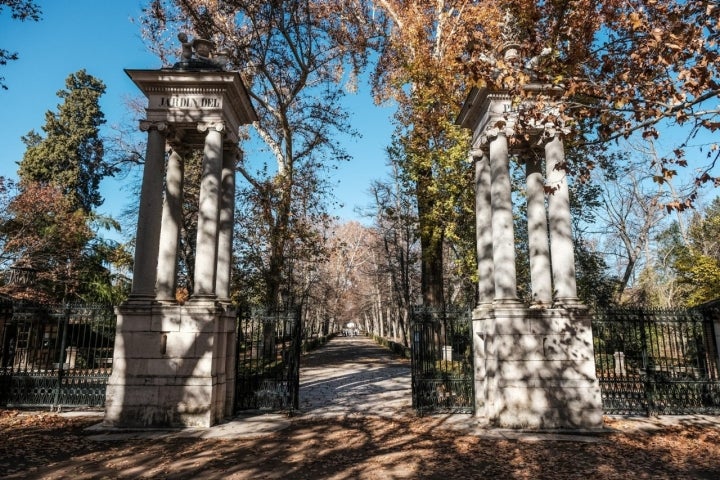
[299,335,412,418]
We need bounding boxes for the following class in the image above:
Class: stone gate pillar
[104,36,257,429]
[129,122,167,302]
[156,144,184,302]
[216,146,238,302]
[526,154,553,306]
[457,78,603,431]
[487,125,520,304]
[473,149,494,307]
[193,122,225,299]
[544,132,580,306]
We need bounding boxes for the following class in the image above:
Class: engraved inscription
[156,95,221,109]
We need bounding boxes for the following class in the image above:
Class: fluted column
[487,127,519,304]
[545,132,580,305]
[156,145,185,302]
[526,154,553,306]
[473,149,495,307]
[129,121,167,301]
[215,146,238,302]
[192,121,224,299]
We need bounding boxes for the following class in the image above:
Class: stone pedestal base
[473,305,603,430]
[103,301,236,428]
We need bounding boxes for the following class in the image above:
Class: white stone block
[497,359,597,381]
[175,351,214,376]
[164,331,199,357]
[143,358,179,376]
[115,313,153,333]
[126,331,164,357]
[151,312,182,332]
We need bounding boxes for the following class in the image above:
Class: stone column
[193,122,224,299]
[215,146,237,302]
[488,128,519,303]
[474,149,495,307]
[545,133,580,305]
[156,145,185,302]
[526,154,553,306]
[129,121,167,301]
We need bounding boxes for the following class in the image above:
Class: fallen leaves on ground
[0,411,719,480]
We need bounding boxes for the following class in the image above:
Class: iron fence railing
[410,306,473,415]
[234,307,301,412]
[3,295,718,418]
[592,308,720,415]
[0,301,115,408]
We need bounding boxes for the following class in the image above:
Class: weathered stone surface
[105,305,235,428]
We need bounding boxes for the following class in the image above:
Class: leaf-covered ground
[1,410,719,479]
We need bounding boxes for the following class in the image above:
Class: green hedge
[372,335,411,359]
[302,333,337,353]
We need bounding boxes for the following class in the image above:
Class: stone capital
[139,120,168,132]
[479,121,515,146]
[534,120,571,146]
[469,148,485,161]
[197,121,226,134]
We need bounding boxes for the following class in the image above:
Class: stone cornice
[126,68,257,145]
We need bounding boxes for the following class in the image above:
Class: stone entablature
[125,70,256,145]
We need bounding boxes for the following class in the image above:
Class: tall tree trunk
[417,169,445,309]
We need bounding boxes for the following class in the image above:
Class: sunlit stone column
[526,154,553,306]
[473,149,495,307]
[156,145,185,302]
[545,132,580,305]
[192,121,224,299]
[129,121,167,300]
[215,146,238,302]
[487,127,519,303]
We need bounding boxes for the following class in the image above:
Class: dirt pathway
[299,335,411,418]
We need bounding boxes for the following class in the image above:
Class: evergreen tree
[1,70,126,303]
[18,69,115,213]
[671,198,720,306]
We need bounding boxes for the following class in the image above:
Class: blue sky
[0,1,395,232]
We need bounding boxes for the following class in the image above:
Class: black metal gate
[593,308,720,415]
[0,301,115,408]
[411,306,473,415]
[234,307,301,412]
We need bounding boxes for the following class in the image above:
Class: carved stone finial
[501,9,521,45]
[500,8,522,62]
[192,38,214,59]
[172,33,222,71]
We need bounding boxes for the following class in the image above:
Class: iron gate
[593,308,720,415]
[0,301,115,408]
[234,307,301,412]
[411,306,473,415]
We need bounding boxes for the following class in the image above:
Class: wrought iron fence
[592,308,720,415]
[411,306,473,415]
[0,301,115,408]
[234,307,301,413]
